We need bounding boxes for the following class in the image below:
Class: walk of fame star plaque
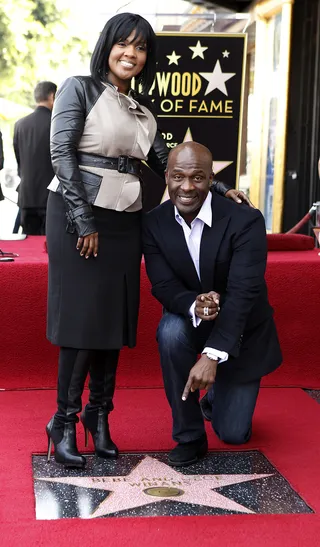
[32,451,312,519]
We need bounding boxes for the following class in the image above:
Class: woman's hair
[90,13,157,95]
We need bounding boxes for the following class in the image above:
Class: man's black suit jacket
[13,106,54,209]
[142,191,282,383]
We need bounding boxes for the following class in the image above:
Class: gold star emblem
[189,40,208,60]
[166,51,181,66]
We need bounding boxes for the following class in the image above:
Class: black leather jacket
[50,76,230,237]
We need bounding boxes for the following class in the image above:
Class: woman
[46,12,249,469]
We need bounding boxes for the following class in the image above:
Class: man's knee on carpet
[213,420,252,445]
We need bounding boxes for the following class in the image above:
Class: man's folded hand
[195,291,220,321]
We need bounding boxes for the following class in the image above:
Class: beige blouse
[48,83,157,212]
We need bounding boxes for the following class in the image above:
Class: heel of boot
[84,425,89,447]
[80,413,89,447]
[46,417,54,462]
[47,435,53,462]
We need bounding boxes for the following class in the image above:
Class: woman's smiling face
[107,30,147,92]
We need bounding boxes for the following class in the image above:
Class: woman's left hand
[225,189,255,208]
[77,232,99,259]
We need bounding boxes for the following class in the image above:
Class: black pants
[21,207,46,235]
[157,312,260,444]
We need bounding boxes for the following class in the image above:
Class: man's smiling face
[166,143,213,224]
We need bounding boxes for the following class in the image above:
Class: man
[143,142,282,467]
[0,129,4,201]
[13,81,57,235]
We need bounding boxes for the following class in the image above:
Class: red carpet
[1,387,320,546]
[1,237,320,389]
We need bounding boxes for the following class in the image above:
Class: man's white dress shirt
[174,192,228,364]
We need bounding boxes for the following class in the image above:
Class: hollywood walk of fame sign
[140,33,247,211]
[33,451,313,520]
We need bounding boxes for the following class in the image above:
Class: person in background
[45,12,251,469]
[13,81,57,235]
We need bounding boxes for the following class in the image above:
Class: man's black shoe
[168,434,208,467]
[200,393,212,422]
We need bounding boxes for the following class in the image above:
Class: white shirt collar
[174,191,212,228]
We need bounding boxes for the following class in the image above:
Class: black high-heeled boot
[46,417,86,468]
[46,348,91,468]
[81,349,119,459]
[80,408,118,458]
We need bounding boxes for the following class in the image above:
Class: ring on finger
[204,306,209,316]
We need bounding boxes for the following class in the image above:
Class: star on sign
[200,60,236,96]
[39,456,272,518]
[189,40,208,59]
[166,51,181,66]
[222,50,230,58]
[213,161,234,175]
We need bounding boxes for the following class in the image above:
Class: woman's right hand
[76,232,99,259]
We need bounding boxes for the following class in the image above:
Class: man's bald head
[167,142,213,172]
[165,141,214,223]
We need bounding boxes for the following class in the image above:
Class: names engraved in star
[88,474,225,487]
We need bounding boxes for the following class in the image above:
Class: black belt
[77,152,142,177]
